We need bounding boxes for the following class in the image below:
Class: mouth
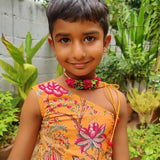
[69,61,91,69]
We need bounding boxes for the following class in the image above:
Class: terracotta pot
[0,144,13,160]
[151,107,160,123]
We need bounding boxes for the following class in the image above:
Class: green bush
[128,122,160,160]
[0,91,20,148]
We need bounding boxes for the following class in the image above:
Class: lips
[69,61,91,69]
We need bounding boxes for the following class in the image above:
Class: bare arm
[112,91,130,160]
[8,89,42,160]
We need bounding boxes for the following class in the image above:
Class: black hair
[46,0,109,38]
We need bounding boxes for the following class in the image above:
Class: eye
[84,36,95,42]
[60,38,70,43]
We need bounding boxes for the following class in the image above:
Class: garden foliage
[128,122,160,160]
[0,32,48,101]
[0,91,20,148]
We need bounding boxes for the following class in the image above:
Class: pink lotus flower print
[75,122,106,153]
[39,82,68,97]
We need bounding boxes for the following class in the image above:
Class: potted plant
[0,91,20,160]
[127,87,160,159]
[0,32,48,103]
[127,88,160,125]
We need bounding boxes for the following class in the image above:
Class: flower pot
[0,144,13,160]
[126,79,145,93]
[151,106,160,123]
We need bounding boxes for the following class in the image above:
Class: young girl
[8,0,130,159]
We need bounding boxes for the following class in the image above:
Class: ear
[48,35,57,57]
[103,34,111,54]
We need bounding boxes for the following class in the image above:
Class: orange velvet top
[32,80,120,160]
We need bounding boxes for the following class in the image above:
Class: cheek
[90,45,103,58]
[92,42,104,53]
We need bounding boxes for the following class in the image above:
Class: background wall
[0,0,57,92]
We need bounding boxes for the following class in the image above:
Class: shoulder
[23,89,41,118]
[32,79,56,89]
[103,83,127,118]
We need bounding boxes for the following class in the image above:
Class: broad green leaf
[25,69,38,95]
[2,73,19,85]
[145,147,154,155]
[1,34,25,65]
[144,11,151,40]
[25,32,32,56]
[19,42,24,57]
[18,87,27,100]
[137,2,145,27]
[136,2,145,46]
[117,19,122,35]
[129,11,137,43]
[121,29,128,55]
[115,20,129,57]
[56,63,64,77]
[11,97,21,108]
[26,33,49,63]
[0,59,17,78]
[20,64,36,85]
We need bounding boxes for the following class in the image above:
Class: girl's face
[49,19,111,80]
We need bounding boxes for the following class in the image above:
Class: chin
[65,70,96,79]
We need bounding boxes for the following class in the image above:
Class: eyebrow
[55,31,100,39]
[83,31,100,36]
[55,33,69,39]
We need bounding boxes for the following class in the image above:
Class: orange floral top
[32,80,120,160]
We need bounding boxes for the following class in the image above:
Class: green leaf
[0,59,17,78]
[11,97,21,108]
[145,147,154,155]
[2,73,19,85]
[18,87,27,100]
[144,12,151,39]
[129,11,137,43]
[56,63,64,77]
[19,42,24,57]
[20,64,36,85]
[136,2,145,46]
[25,32,32,55]
[26,33,49,63]
[115,20,129,57]
[1,34,25,65]
[25,68,38,95]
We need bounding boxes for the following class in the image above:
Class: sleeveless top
[32,79,120,160]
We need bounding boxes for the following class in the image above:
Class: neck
[64,71,96,80]
[63,71,101,90]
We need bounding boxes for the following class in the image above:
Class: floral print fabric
[32,80,119,160]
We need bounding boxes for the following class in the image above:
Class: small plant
[125,44,149,83]
[0,32,48,102]
[0,91,20,148]
[128,122,160,160]
[96,44,150,93]
[127,88,160,125]
[96,51,128,93]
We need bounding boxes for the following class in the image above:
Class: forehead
[52,19,103,35]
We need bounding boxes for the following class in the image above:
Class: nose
[72,41,86,60]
